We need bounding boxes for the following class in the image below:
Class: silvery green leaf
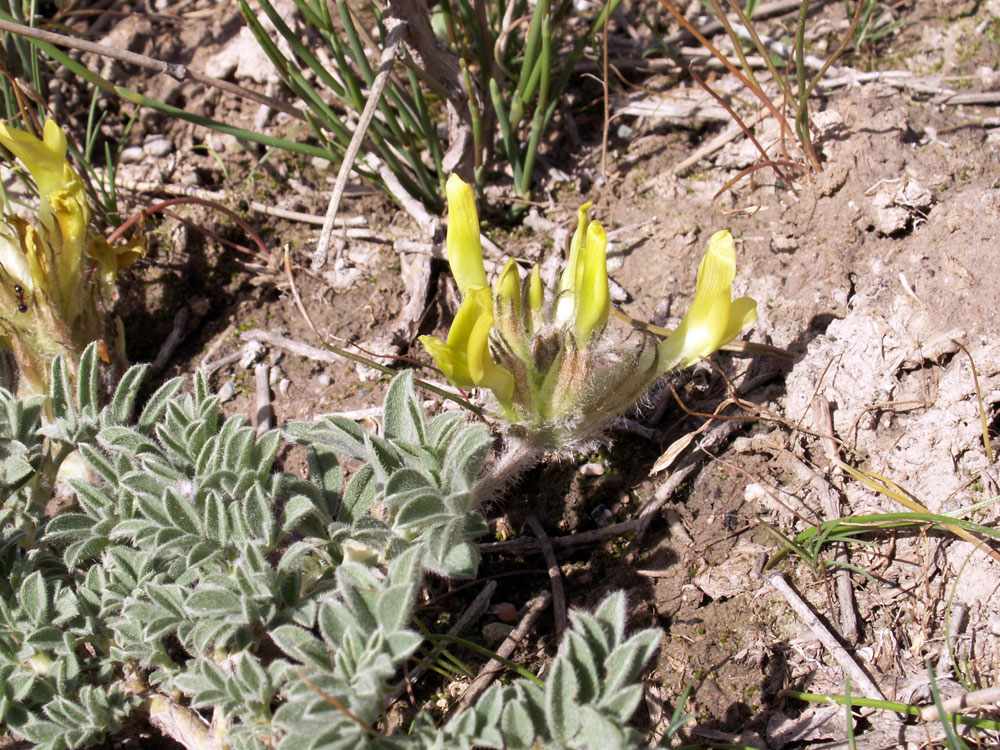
[305,444,340,521]
[601,630,660,697]
[163,488,203,536]
[564,631,599,703]
[280,495,319,537]
[441,423,491,492]
[427,410,465,455]
[44,514,95,543]
[578,705,629,749]
[100,426,161,457]
[544,658,578,741]
[68,479,115,518]
[374,584,413,632]
[340,464,375,522]
[286,416,367,459]
[187,588,242,616]
[317,600,353,647]
[393,494,448,530]
[25,626,63,650]
[65,537,110,568]
[76,342,100,417]
[382,371,426,445]
[242,484,275,546]
[593,590,626,644]
[442,541,480,579]
[567,611,611,664]
[384,467,434,498]
[106,364,149,425]
[137,377,184,433]
[500,699,537,749]
[19,571,50,627]
[78,443,117,486]
[269,624,329,669]
[49,355,73,422]
[599,683,643,724]
[363,433,403,483]
[253,429,282,479]
[236,652,269,698]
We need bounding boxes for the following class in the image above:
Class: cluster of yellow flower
[421,175,756,450]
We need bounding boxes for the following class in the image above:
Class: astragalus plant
[0,119,142,398]
[1,344,671,750]
[421,175,757,453]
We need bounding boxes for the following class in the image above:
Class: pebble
[317,373,332,387]
[120,146,144,163]
[218,381,236,403]
[143,135,174,158]
[578,462,605,476]
[590,504,615,527]
[278,379,290,398]
[482,622,514,646]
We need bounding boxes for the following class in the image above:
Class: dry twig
[454,591,552,713]
[766,572,885,701]
[526,515,567,639]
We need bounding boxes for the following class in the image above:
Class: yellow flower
[657,230,757,372]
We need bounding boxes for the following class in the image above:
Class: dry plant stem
[920,685,1000,722]
[387,581,497,704]
[0,18,305,121]
[671,105,772,174]
[809,397,858,643]
[787,452,858,643]
[766,572,885,701]
[454,591,552,714]
[149,306,189,376]
[314,17,407,270]
[363,153,442,239]
[526,515,567,639]
[254,363,273,434]
[146,693,220,750]
[473,442,542,503]
[116,179,370,227]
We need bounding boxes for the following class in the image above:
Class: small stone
[482,622,514,646]
[317,373,332,387]
[120,146,144,163]
[489,603,518,623]
[591,504,615,527]
[278,379,290,398]
[218,381,236,403]
[578,462,605,476]
[143,135,174,158]
[771,236,797,253]
[239,341,264,369]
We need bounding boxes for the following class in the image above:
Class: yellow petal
[0,119,70,198]
[419,334,475,390]
[528,263,543,312]
[555,202,592,321]
[445,174,487,292]
[464,291,514,408]
[446,285,489,349]
[574,221,610,344]
[495,257,521,316]
[657,230,755,371]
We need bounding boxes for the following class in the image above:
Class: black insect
[13,284,27,313]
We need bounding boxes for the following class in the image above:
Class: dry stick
[809,396,859,644]
[670,100,772,175]
[149,306,189,376]
[0,17,306,121]
[526,515,567,639]
[920,685,1000,722]
[454,591,552,714]
[313,16,408,271]
[387,580,497,704]
[766,572,886,701]
[116,180,370,227]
